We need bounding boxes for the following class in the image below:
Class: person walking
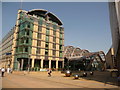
[1,67,5,77]
[48,69,52,77]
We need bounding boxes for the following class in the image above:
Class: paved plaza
[1,71,120,89]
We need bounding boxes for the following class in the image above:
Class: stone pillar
[41,59,43,68]
[62,61,64,68]
[32,59,34,68]
[18,62,20,71]
[49,60,51,69]
[21,59,24,71]
[56,60,58,70]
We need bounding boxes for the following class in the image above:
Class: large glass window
[39,20,43,25]
[26,30,29,35]
[36,48,40,54]
[59,51,63,57]
[53,50,56,56]
[16,47,18,53]
[46,28,49,35]
[46,36,49,42]
[25,47,28,52]
[45,42,49,48]
[19,47,23,52]
[37,33,41,39]
[38,26,42,32]
[45,49,48,56]
[60,39,62,44]
[53,31,56,36]
[37,40,41,46]
[60,33,62,38]
[26,38,29,43]
[53,37,56,42]
[21,38,24,44]
[27,22,30,28]
[59,45,62,50]
[53,43,56,49]
[53,25,57,30]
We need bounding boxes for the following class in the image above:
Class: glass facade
[7,9,64,70]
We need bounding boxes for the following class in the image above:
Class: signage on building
[6,53,12,55]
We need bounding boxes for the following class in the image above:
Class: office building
[0,9,64,71]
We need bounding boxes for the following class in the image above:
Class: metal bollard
[83,72,87,77]
[90,71,94,75]
[65,70,72,77]
[74,74,79,79]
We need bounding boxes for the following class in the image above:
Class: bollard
[90,71,94,75]
[65,70,72,77]
[83,72,87,77]
[74,74,79,79]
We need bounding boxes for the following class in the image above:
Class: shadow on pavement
[71,71,119,86]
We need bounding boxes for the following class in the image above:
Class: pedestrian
[48,69,52,77]
[1,67,5,77]
[7,67,10,73]
[10,68,13,74]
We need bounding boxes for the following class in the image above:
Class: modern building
[0,9,64,71]
[64,46,106,71]
[109,0,120,74]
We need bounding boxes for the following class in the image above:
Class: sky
[2,2,112,54]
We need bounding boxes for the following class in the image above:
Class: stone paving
[2,71,119,89]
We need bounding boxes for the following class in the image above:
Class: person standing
[1,67,5,77]
[7,67,10,73]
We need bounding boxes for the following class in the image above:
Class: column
[56,60,58,70]
[41,59,43,68]
[62,61,64,68]
[21,59,24,71]
[32,59,34,68]
[18,62,20,71]
[49,60,51,69]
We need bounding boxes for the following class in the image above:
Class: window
[26,30,29,35]
[27,22,31,28]
[45,49,48,56]
[21,39,24,43]
[26,38,29,43]
[38,33,41,39]
[16,47,18,52]
[37,40,41,46]
[53,50,56,56]
[45,43,49,48]
[21,30,25,35]
[38,26,42,32]
[53,37,56,42]
[60,33,62,38]
[53,43,56,49]
[36,48,40,54]
[60,27,63,31]
[59,45,62,50]
[46,36,49,42]
[53,25,57,30]
[39,20,43,25]
[19,47,23,52]
[46,28,49,35]
[53,31,56,36]
[59,51,62,57]
[25,47,28,52]
[60,39,62,44]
